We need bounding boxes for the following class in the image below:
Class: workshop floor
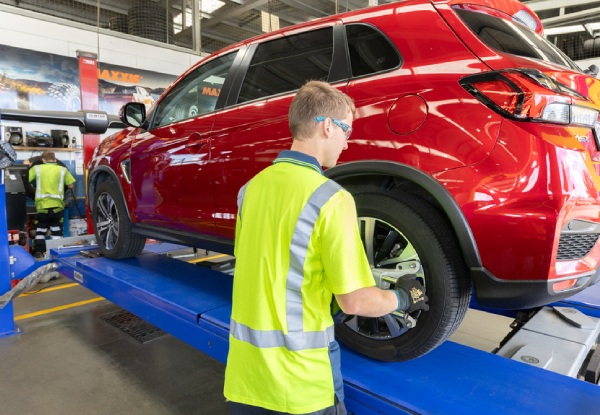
[0,257,514,415]
[0,274,229,415]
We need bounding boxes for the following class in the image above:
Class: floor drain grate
[100,310,167,344]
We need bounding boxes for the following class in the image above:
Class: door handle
[188,132,210,148]
[189,138,210,146]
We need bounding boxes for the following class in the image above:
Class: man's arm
[335,287,398,317]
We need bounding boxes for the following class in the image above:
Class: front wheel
[92,181,145,259]
[335,190,471,361]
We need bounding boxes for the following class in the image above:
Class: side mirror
[584,64,600,77]
[119,103,146,128]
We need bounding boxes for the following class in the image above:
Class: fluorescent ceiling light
[201,0,225,15]
[261,10,280,32]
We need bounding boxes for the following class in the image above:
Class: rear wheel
[92,181,145,259]
[335,190,471,361]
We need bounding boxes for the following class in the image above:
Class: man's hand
[394,278,429,313]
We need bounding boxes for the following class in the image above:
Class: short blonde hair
[41,151,56,161]
[289,80,355,141]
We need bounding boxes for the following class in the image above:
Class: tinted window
[456,8,579,71]
[346,24,400,77]
[153,52,236,127]
[237,27,333,103]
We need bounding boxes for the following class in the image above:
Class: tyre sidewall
[335,191,467,361]
[92,181,136,258]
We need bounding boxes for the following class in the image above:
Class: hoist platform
[44,242,600,415]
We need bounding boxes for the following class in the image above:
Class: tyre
[46,83,81,111]
[334,190,472,361]
[128,5,174,43]
[92,181,146,259]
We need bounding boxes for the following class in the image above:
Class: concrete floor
[0,251,515,415]
[0,275,228,415]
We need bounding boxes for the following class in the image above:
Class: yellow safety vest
[224,150,374,414]
[28,163,76,211]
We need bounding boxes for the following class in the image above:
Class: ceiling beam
[541,6,600,27]
[525,0,600,12]
[277,0,327,18]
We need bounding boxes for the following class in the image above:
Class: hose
[0,263,58,309]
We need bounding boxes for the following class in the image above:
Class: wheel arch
[326,160,482,270]
[87,166,134,222]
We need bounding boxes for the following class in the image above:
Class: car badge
[575,134,588,143]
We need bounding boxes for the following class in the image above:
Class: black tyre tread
[335,189,471,361]
[93,181,145,259]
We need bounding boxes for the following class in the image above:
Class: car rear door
[209,22,349,239]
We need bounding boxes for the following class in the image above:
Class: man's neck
[290,138,324,167]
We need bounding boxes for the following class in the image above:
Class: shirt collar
[273,150,323,175]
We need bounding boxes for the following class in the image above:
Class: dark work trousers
[34,208,64,254]
[229,396,347,415]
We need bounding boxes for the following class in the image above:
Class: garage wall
[0,4,203,76]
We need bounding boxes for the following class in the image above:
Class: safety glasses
[314,116,353,139]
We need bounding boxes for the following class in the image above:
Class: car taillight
[460,69,599,128]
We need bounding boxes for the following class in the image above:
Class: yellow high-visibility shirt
[28,163,76,211]
[224,150,374,414]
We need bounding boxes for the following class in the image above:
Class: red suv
[87,0,600,361]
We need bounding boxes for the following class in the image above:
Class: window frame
[343,22,402,80]
[224,22,349,108]
[147,47,247,130]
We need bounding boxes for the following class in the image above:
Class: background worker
[23,153,68,200]
[28,151,76,258]
[224,81,428,415]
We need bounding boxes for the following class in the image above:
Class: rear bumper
[438,121,600,308]
[471,266,600,309]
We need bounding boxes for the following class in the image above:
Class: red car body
[87,0,600,360]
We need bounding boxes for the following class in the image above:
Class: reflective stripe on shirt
[237,182,249,221]
[35,165,66,200]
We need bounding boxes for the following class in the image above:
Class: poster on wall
[0,43,178,117]
[98,63,177,116]
[0,44,80,111]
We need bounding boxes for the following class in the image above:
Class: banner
[0,44,80,111]
[98,62,177,115]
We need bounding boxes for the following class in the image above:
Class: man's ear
[321,118,332,138]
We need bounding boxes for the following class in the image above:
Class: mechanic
[23,154,69,200]
[28,151,76,258]
[224,80,429,415]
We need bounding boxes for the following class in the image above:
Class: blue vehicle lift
[2,110,600,414]
[9,243,594,415]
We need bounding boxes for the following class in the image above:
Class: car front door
[129,51,238,236]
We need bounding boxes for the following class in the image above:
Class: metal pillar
[0,120,17,337]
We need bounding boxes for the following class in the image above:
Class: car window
[455,8,579,71]
[345,24,400,77]
[237,27,333,103]
[152,52,236,128]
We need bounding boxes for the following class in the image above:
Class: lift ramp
[52,245,600,415]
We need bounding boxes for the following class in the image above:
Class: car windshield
[455,7,581,72]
